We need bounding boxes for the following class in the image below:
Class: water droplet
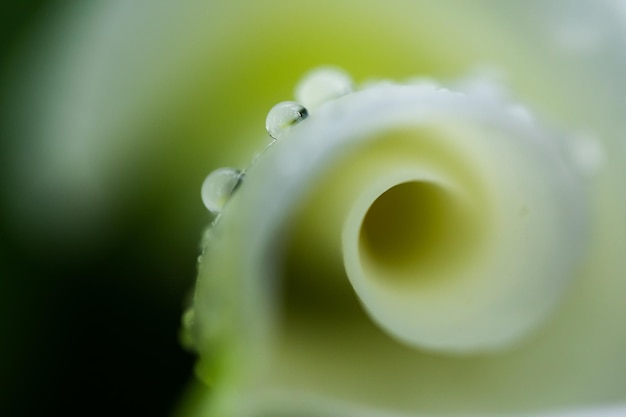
[509,104,534,125]
[455,77,506,102]
[201,167,244,214]
[553,22,604,54]
[265,101,308,139]
[295,67,353,110]
[568,133,605,176]
[182,308,195,328]
[405,77,439,91]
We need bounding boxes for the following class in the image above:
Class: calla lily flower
[4,1,626,417]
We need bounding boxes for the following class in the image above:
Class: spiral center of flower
[359,181,459,280]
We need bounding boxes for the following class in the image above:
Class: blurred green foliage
[0,2,196,416]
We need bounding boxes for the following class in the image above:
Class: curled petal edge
[188,82,590,415]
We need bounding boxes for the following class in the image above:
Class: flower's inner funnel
[359,181,457,280]
[275,114,586,353]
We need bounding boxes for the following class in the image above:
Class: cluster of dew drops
[200,66,607,219]
[200,67,354,216]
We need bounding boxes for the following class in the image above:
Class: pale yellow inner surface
[360,182,449,275]
[358,179,479,289]
[266,126,610,414]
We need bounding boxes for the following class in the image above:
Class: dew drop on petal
[295,67,353,110]
[455,77,506,102]
[568,133,605,176]
[182,308,195,329]
[405,77,439,91]
[201,167,244,214]
[265,101,308,139]
[509,104,534,125]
